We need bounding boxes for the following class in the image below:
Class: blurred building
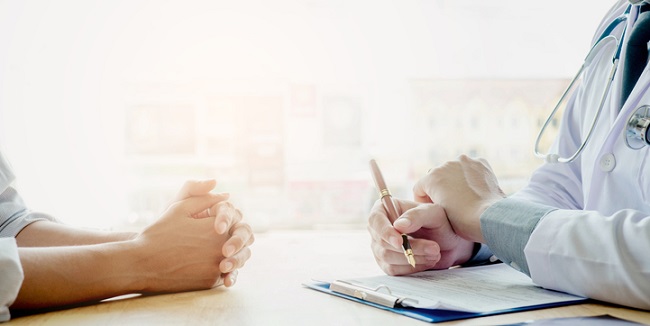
[121,79,568,230]
[409,79,567,193]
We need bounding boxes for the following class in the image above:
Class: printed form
[337,264,585,313]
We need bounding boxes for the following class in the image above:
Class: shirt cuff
[0,187,56,238]
[480,197,556,276]
[462,243,500,266]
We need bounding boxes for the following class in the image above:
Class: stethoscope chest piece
[626,105,650,149]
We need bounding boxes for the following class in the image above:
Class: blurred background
[0,0,614,231]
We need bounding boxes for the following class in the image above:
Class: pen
[369,159,416,268]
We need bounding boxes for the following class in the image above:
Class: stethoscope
[535,2,650,163]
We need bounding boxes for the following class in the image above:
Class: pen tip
[408,256,416,268]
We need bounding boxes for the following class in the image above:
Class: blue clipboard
[303,281,589,323]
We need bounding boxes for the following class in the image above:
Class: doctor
[368,0,650,310]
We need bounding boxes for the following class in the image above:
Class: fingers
[212,201,243,234]
[221,222,254,257]
[369,199,447,275]
[373,237,441,260]
[368,200,402,249]
[219,222,254,282]
[393,203,447,234]
[220,246,252,274]
[370,238,441,276]
[368,199,420,248]
[169,194,225,218]
[218,222,253,288]
[190,193,230,219]
[222,270,239,287]
[173,180,230,219]
[175,179,217,201]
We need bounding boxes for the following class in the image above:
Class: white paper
[340,264,584,313]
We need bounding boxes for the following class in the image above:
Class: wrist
[452,240,477,266]
[459,198,501,243]
[105,240,148,293]
[473,197,505,242]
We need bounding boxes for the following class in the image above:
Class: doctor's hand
[173,179,254,288]
[413,155,506,243]
[368,199,475,276]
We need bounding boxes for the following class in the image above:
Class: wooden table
[7,230,650,325]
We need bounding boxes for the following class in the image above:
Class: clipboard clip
[329,280,418,308]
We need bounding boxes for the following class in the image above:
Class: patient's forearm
[13,241,142,309]
[15,221,137,247]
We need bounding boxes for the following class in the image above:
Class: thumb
[174,179,217,202]
[413,177,434,204]
[393,203,447,234]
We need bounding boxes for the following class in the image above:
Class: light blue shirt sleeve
[0,151,55,321]
[0,186,55,238]
[0,238,23,322]
[479,197,557,275]
[0,151,55,238]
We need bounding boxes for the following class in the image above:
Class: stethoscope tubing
[534,6,631,163]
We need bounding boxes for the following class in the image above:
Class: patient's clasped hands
[136,179,254,292]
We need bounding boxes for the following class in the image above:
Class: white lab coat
[516,1,650,310]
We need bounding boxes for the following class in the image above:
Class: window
[0,0,615,230]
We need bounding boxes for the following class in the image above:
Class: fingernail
[225,245,235,257]
[228,271,238,286]
[394,218,411,228]
[223,261,233,272]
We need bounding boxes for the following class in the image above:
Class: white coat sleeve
[481,199,650,310]
[0,238,23,322]
[526,208,650,310]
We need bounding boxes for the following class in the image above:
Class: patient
[0,151,254,321]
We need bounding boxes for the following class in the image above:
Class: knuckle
[229,236,244,249]
[236,222,253,236]
[366,224,377,238]
[370,241,383,258]
[215,201,230,210]
[368,209,388,229]
[380,225,394,238]
[234,208,243,221]
[383,264,399,276]
[231,255,242,267]
[236,248,252,267]
[377,246,391,260]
